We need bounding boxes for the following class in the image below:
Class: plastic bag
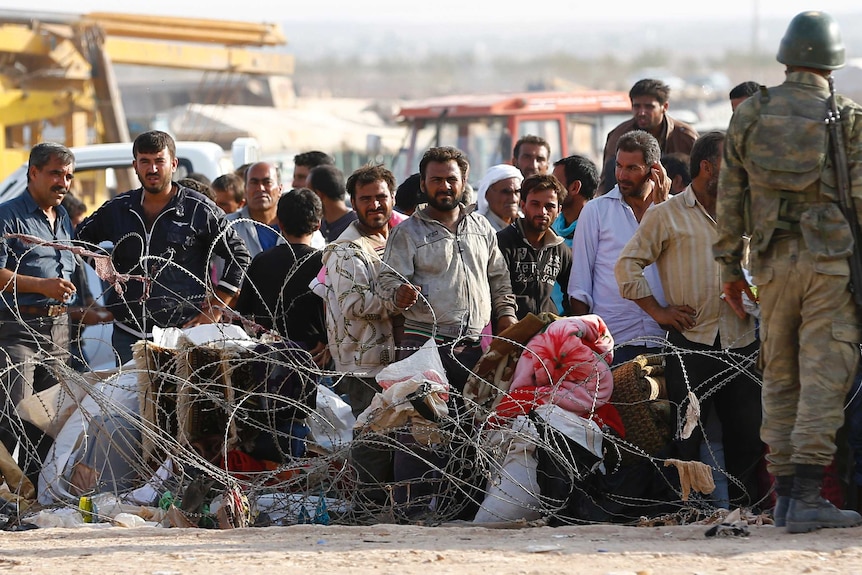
[375,337,448,390]
[307,386,356,451]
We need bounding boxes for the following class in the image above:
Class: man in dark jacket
[598,79,698,194]
[76,131,251,365]
[497,174,572,318]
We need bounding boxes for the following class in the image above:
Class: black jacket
[497,219,572,319]
[76,185,251,334]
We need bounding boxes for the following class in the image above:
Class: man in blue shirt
[0,142,78,473]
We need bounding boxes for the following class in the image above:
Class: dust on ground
[1,523,861,574]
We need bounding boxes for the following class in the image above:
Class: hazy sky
[2,0,861,24]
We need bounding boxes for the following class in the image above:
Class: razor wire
[0,232,779,529]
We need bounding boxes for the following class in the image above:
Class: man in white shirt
[568,130,669,365]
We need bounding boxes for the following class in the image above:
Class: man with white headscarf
[477,164,523,232]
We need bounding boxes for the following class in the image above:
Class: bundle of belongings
[466,314,693,524]
[353,338,461,521]
[356,338,449,447]
[14,324,354,528]
[468,314,616,523]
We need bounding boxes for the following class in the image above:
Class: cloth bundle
[508,315,614,416]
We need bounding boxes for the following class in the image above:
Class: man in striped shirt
[615,131,764,508]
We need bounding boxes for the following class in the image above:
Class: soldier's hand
[722,280,755,319]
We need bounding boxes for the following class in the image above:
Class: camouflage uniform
[714,70,862,477]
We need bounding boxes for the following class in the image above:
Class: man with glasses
[568,130,670,365]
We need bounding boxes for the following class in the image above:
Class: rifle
[827,76,862,307]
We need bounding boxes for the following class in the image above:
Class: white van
[0,141,233,208]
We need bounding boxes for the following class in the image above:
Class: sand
[1,522,862,574]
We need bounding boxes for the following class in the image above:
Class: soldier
[714,11,862,533]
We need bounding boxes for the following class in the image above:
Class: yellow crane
[0,10,293,178]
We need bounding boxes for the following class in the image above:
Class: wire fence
[0,234,772,529]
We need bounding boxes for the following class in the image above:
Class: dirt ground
[1,523,862,574]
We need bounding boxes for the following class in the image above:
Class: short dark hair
[234,163,253,182]
[293,151,335,169]
[28,142,74,181]
[186,172,211,186]
[394,172,424,212]
[178,177,215,201]
[277,188,322,236]
[616,130,661,166]
[346,164,396,200]
[513,135,551,161]
[212,173,245,203]
[689,131,725,179]
[661,153,692,187]
[729,81,761,101]
[308,164,346,201]
[552,155,599,200]
[61,192,86,219]
[629,79,671,105]
[520,174,567,205]
[419,146,469,182]
[133,130,176,159]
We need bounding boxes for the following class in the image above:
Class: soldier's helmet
[777,11,845,70]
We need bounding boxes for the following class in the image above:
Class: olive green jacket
[714,70,862,283]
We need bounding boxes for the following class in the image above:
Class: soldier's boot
[772,475,794,527]
[786,464,862,534]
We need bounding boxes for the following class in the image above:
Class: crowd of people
[1,10,861,533]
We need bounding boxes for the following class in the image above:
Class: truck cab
[395,90,632,184]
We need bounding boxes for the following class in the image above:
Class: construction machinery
[0,9,293,184]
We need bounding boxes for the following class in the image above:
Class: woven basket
[609,354,673,466]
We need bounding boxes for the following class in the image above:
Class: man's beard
[524,216,550,234]
[427,191,461,211]
[140,173,171,194]
[619,177,649,198]
[359,208,389,230]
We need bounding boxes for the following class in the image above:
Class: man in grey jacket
[379,146,517,385]
[377,146,517,519]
